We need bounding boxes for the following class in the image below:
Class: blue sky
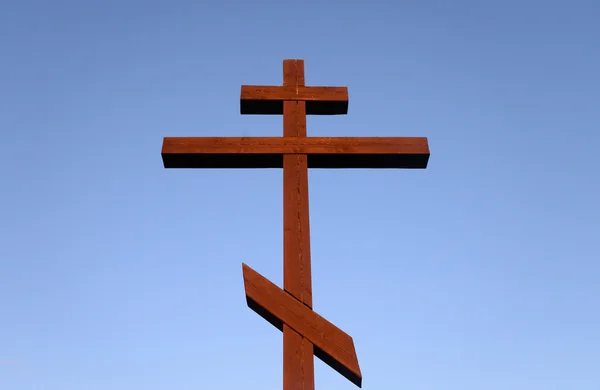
[1,1,599,389]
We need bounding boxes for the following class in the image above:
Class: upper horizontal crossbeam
[240,85,348,115]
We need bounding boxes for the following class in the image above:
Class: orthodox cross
[161,59,430,389]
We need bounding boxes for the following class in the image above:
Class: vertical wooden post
[282,60,315,390]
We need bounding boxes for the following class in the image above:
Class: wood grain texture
[240,86,348,115]
[161,137,430,169]
[282,59,312,308]
[240,59,347,115]
[162,136,429,154]
[243,263,362,388]
[241,86,348,102]
[283,325,315,390]
[282,58,315,390]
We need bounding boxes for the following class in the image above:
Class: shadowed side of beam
[161,137,430,169]
[242,263,362,387]
[240,86,349,115]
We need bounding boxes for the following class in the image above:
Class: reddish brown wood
[160,59,431,390]
[240,78,348,115]
[243,263,362,387]
[241,86,348,103]
[282,59,314,390]
[161,136,430,169]
[162,136,430,154]
[284,327,314,390]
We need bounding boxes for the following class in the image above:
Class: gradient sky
[1,1,599,389]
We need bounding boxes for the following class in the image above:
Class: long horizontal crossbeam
[243,263,362,387]
[162,137,430,169]
[241,86,348,115]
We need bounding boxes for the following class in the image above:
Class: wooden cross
[161,59,430,389]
